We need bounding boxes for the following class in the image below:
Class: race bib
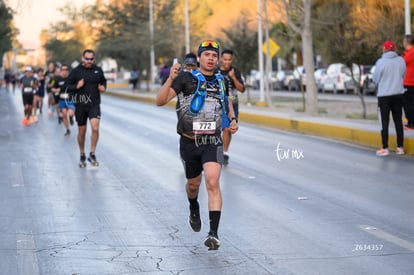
[192,97,219,135]
[193,121,216,135]
[23,87,33,93]
[60,93,69,99]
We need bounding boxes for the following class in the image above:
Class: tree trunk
[302,0,318,115]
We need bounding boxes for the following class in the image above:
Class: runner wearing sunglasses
[156,40,238,250]
[66,49,107,167]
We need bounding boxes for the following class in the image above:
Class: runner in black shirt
[66,49,106,167]
[156,40,238,250]
[218,49,245,166]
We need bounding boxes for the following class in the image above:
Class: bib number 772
[193,121,216,134]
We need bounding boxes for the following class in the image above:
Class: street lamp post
[149,0,155,87]
[405,0,411,35]
[257,0,265,105]
[185,0,190,53]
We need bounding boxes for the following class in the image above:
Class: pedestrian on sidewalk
[372,40,406,156]
[156,40,238,250]
[66,49,107,167]
[130,67,139,91]
[218,49,245,166]
[402,34,414,130]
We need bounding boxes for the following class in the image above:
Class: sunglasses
[83,57,95,61]
[200,40,219,49]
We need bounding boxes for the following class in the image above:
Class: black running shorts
[22,93,34,106]
[179,135,224,179]
[75,105,101,126]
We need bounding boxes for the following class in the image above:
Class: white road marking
[11,162,25,187]
[359,225,414,252]
[16,231,40,275]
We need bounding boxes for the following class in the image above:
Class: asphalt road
[0,89,413,275]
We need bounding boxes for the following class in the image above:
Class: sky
[7,0,94,49]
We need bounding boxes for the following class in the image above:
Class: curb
[105,90,414,155]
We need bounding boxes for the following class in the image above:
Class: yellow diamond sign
[262,38,280,58]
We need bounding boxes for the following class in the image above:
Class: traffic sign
[262,38,280,58]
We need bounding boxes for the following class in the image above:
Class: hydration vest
[190,70,230,129]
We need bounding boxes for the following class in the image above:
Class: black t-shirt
[66,64,106,106]
[20,76,37,94]
[171,71,229,138]
[219,66,244,102]
[53,76,69,99]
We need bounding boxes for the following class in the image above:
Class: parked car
[274,70,293,90]
[361,65,377,95]
[314,68,327,92]
[104,69,116,82]
[293,66,306,88]
[321,63,360,94]
[246,70,277,89]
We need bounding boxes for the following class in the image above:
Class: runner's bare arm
[156,63,181,106]
[227,98,238,133]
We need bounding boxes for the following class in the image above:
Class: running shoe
[189,208,202,232]
[376,148,389,156]
[22,117,30,126]
[29,116,35,124]
[204,232,220,250]
[223,154,229,166]
[79,154,87,168]
[403,124,414,130]
[88,152,99,166]
[69,116,74,126]
[64,129,70,136]
[396,147,405,155]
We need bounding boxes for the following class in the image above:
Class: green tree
[313,0,405,118]
[0,0,15,67]
[95,0,182,76]
[42,3,99,64]
[221,14,258,79]
[44,38,84,65]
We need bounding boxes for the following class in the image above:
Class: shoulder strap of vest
[191,70,207,93]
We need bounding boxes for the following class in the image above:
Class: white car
[314,68,327,91]
[321,63,360,94]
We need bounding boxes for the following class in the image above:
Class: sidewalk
[105,84,414,155]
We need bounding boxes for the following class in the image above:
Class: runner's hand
[229,120,238,134]
[169,64,181,81]
[98,84,106,93]
[76,79,84,89]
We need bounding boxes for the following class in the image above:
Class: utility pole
[149,0,155,86]
[185,0,190,53]
[405,0,411,35]
[263,0,272,106]
[257,0,265,105]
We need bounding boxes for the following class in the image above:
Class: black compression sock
[209,211,221,234]
[188,197,199,210]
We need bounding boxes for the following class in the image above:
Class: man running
[156,40,238,250]
[19,66,38,126]
[32,68,45,122]
[218,49,245,166]
[54,65,75,136]
[66,49,106,167]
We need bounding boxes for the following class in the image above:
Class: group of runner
[16,62,75,132]
[15,49,106,168]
